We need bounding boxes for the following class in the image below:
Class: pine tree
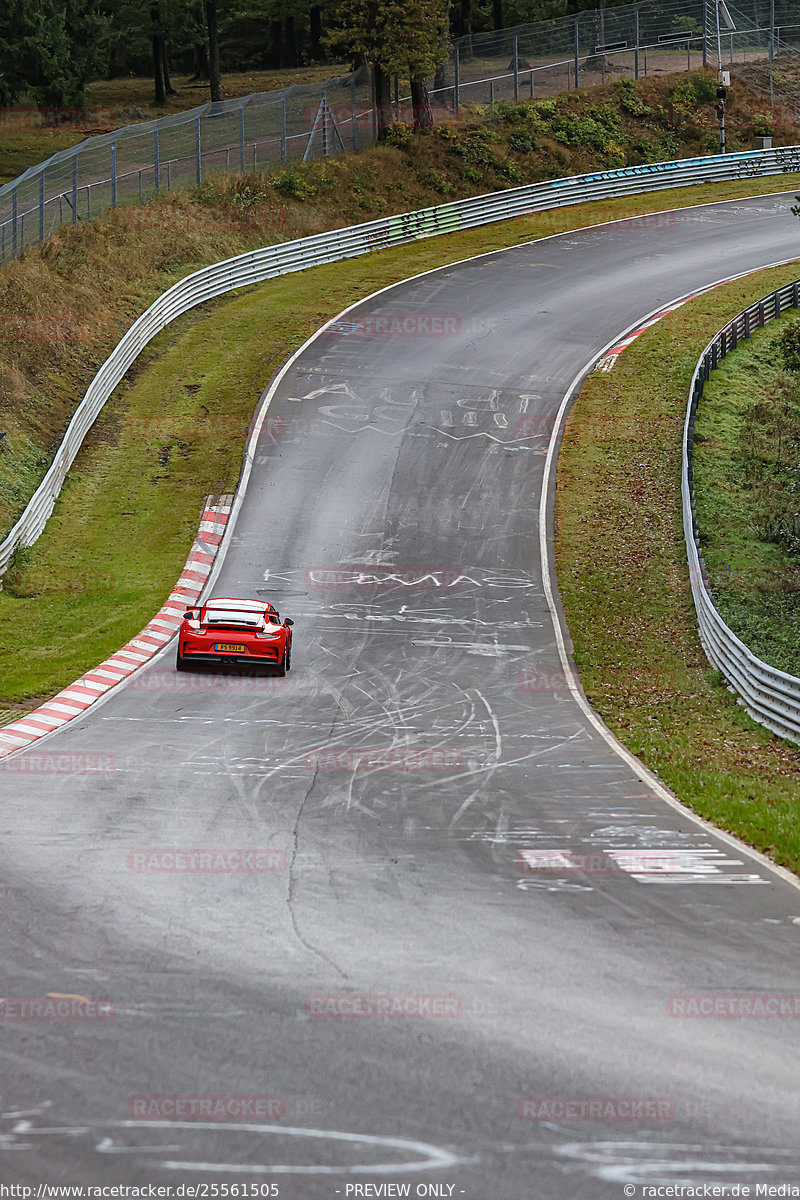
[328,0,449,133]
[0,0,107,106]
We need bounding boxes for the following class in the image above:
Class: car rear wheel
[176,647,190,672]
[275,646,287,677]
[285,640,292,672]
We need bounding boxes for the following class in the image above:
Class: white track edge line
[538,256,800,896]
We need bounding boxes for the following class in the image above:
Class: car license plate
[215,643,246,652]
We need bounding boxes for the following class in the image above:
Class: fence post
[370,67,377,139]
[39,171,45,243]
[239,106,245,172]
[281,97,287,163]
[351,74,358,150]
[634,8,640,80]
[574,19,580,88]
[154,129,160,193]
[513,36,519,102]
[454,43,460,114]
[195,115,202,187]
[111,141,117,207]
[702,0,708,68]
[12,186,18,256]
[72,156,78,226]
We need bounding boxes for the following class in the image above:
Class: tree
[0,0,108,106]
[205,0,222,100]
[328,0,449,134]
[150,1,177,102]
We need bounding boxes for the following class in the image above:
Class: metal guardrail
[683,279,800,744]
[2,0,798,268]
[2,142,800,579]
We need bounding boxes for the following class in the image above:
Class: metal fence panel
[1,0,798,266]
[683,278,800,744]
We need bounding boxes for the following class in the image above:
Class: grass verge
[555,262,800,877]
[693,311,800,676]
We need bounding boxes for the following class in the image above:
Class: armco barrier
[3,0,797,268]
[1,143,800,579]
[683,279,800,744]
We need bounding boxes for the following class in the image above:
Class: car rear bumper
[179,646,281,663]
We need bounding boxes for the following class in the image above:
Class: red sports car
[176,596,294,674]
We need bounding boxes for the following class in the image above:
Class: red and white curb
[593,295,699,373]
[0,495,232,761]
[592,261,776,374]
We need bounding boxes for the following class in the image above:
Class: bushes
[548,104,622,149]
[272,167,315,200]
[613,76,652,117]
[508,130,540,153]
[450,127,501,167]
[776,318,800,373]
[383,122,413,150]
[672,73,719,106]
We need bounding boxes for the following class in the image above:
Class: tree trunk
[309,5,322,61]
[190,41,209,81]
[282,15,298,68]
[462,0,474,57]
[161,40,176,95]
[373,63,392,138]
[206,0,222,101]
[268,20,282,69]
[410,75,433,130]
[492,0,504,31]
[107,39,127,79]
[151,3,166,103]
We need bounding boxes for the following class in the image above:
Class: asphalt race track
[2,193,800,1198]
